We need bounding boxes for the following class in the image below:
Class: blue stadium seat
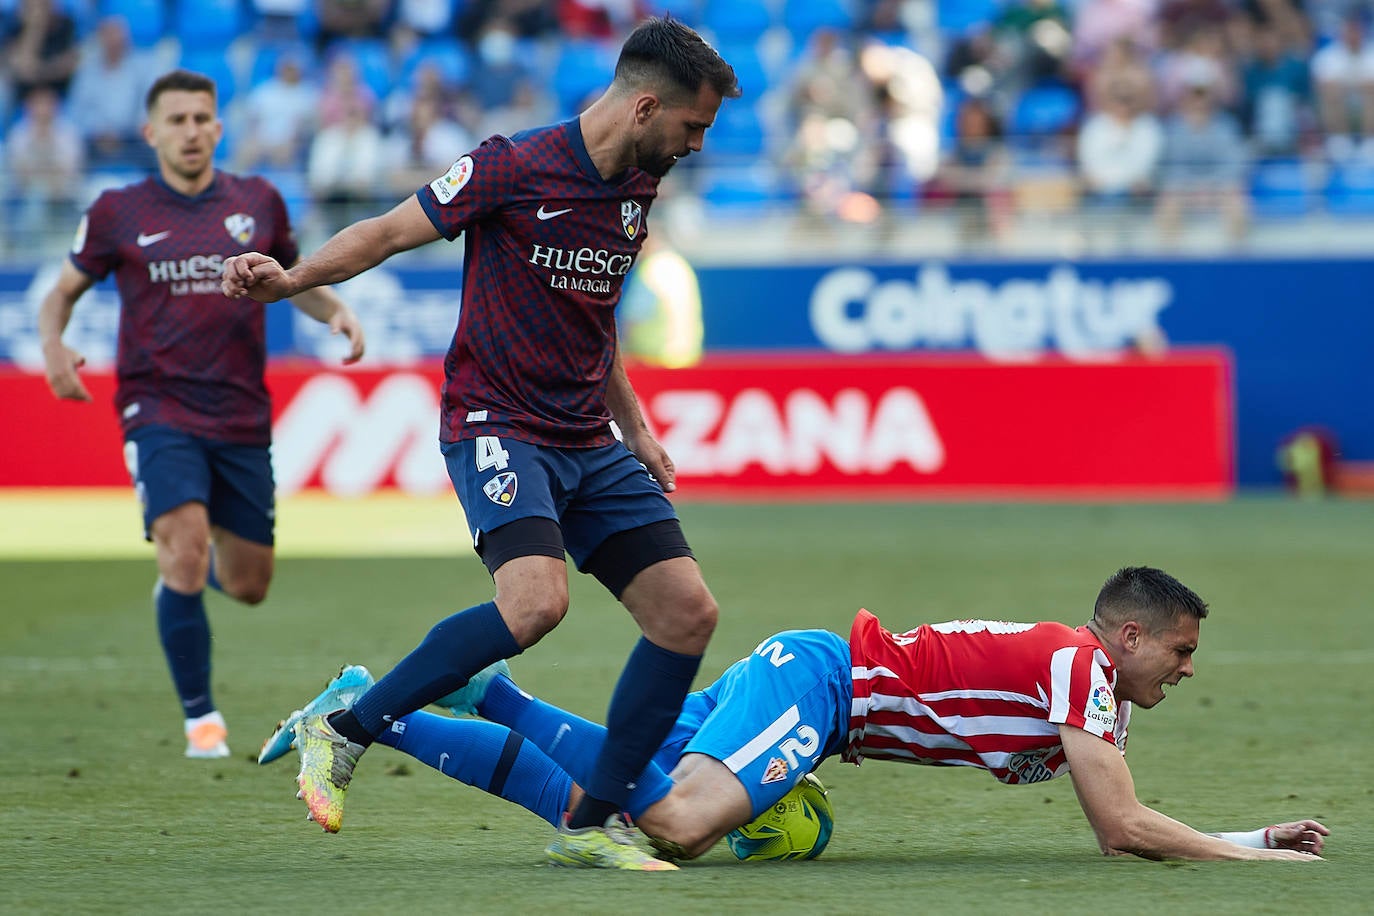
[701,0,771,41]
[937,0,1000,36]
[248,41,318,89]
[782,0,854,42]
[715,40,769,98]
[398,39,472,90]
[1009,82,1080,149]
[552,40,617,116]
[1249,159,1314,218]
[1324,161,1374,216]
[179,47,240,105]
[331,38,396,101]
[99,0,167,47]
[175,0,246,50]
[643,0,702,26]
[706,99,766,158]
[698,166,784,217]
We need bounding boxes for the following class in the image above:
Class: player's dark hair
[614,17,741,104]
[1093,566,1209,632]
[145,69,217,112]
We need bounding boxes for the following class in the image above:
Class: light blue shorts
[654,629,852,818]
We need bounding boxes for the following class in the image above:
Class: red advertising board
[0,351,1233,498]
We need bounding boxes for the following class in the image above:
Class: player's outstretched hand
[332,303,366,364]
[222,252,290,303]
[43,344,92,402]
[1267,820,1329,856]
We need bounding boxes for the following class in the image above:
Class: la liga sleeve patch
[430,155,475,205]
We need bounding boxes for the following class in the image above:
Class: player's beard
[635,136,680,178]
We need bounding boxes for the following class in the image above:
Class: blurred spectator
[555,0,639,40]
[383,57,461,131]
[381,94,473,195]
[1076,75,1163,243]
[1085,35,1158,113]
[1070,0,1159,81]
[5,86,84,248]
[1155,68,1250,245]
[307,92,386,231]
[1311,11,1374,160]
[456,0,559,43]
[236,50,320,170]
[470,19,529,109]
[923,92,1013,244]
[394,0,457,36]
[1157,25,1240,113]
[252,0,313,41]
[67,16,156,170]
[860,41,943,198]
[1240,20,1313,158]
[1157,0,1234,52]
[995,0,1075,90]
[476,76,555,138]
[316,0,391,50]
[317,50,378,128]
[2,0,79,101]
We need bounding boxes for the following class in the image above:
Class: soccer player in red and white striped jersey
[302,566,1329,862]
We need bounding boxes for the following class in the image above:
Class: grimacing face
[1118,615,1199,709]
[144,89,222,182]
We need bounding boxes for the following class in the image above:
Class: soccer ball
[726,773,834,861]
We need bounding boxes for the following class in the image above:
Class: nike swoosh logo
[536,205,573,221]
[137,231,171,247]
[438,752,450,771]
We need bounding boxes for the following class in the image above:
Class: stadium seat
[705,99,767,158]
[1249,159,1314,218]
[248,41,318,88]
[331,38,396,101]
[552,40,617,116]
[781,0,854,42]
[99,0,167,47]
[174,0,246,50]
[698,165,784,217]
[398,39,472,90]
[179,47,240,105]
[1324,161,1374,216]
[714,40,769,99]
[937,0,1000,36]
[1008,82,1080,162]
[643,0,702,26]
[701,0,772,42]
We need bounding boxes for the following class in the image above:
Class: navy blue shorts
[442,435,679,570]
[653,629,852,819]
[123,424,275,545]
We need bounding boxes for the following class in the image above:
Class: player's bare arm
[606,345,676,492]
[1060,725,1324,861]
[37,260,98,402]
[288,285,366,364]
[222,196,440,303]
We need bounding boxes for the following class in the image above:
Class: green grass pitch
[2,498,1371,913]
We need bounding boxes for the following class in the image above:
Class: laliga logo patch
[483,471,518,506]
[620,199,642,240]
[224,213,256,244]
[431,155,474,204]
[760,757,789,785]
[1090,684,1116,714]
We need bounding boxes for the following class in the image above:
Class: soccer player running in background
[221,18,740,869]
[37,70,365,760]
[269,566,1328,863]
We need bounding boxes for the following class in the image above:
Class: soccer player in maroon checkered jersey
[223,18,739,869]
[38,70,365,760]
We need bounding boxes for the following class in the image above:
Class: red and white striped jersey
[845,609,1130,784]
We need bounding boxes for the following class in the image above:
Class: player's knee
[498,592,569,646]
[644,585,718,653]
[222,575,270,606]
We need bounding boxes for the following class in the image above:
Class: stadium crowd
[2,0,1373,255]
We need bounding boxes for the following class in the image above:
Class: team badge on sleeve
[483,471,518,506]
[620,200,642,239]
[431,155,474,204]
[224,213,257,244]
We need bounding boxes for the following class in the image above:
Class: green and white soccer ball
[726,773,834,862]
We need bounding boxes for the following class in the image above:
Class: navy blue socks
[155,581,214,719]
[335,601,521,746]
[569,637,700,828]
